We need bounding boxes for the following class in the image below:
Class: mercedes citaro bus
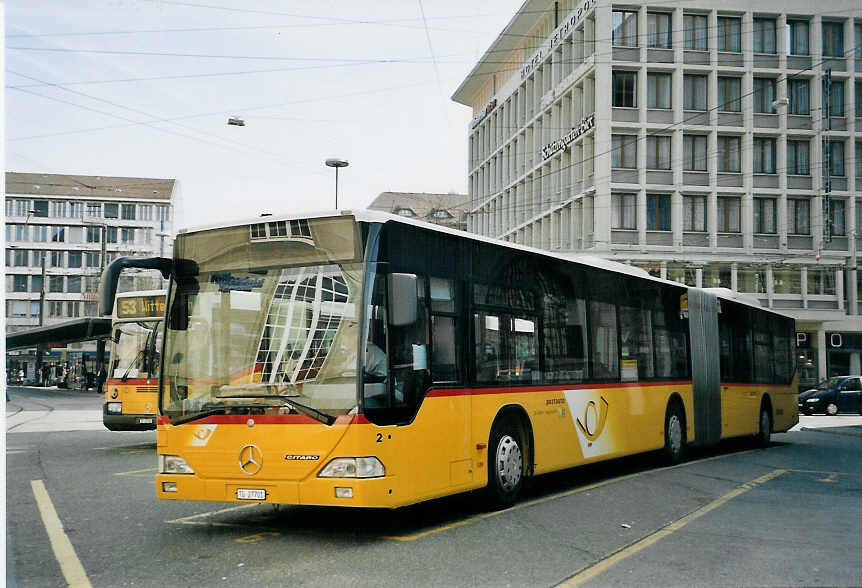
[103,290,165,431]
[98,211,798,509]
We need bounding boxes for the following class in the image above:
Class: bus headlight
[107,402,122,414]
[318,457,385,479]
[159,454,195,475]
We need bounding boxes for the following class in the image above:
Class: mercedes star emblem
[238,444,263,475]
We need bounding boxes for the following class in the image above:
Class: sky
[5,0,525,228]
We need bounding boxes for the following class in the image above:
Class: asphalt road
[6,386,862,587]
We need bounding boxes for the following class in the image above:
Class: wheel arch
[666,392,688,436]
[490,404,535,477]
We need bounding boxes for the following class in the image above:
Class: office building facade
[453,0,862,386]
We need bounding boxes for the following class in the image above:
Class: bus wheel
[487,418,523,509]
[663,403,685,465]
[756,405,772,447]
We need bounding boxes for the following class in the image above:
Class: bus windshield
[111,321,162,380]
[161,217,364,424]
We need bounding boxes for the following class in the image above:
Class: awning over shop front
[6,318,112,350]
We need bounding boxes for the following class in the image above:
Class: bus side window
[387,276,429,407]
[429,277,460,385]
[474,313,502,383]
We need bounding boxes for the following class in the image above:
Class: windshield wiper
[215,393,335,426]
[170,403,277,426]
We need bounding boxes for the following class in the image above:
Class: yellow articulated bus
[99,211,797,509]
[103,290,166,431]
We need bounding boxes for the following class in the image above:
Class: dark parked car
[798,376,862,415]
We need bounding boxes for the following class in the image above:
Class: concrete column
[817,329,827,381]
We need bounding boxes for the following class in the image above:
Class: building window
[717,136,741,172]
[86,252,100,268]
[612,194,637,229]
[106,227,118,244]
[612,71,637,107]
[753,138,776,173]
[612,135,637,168]
[683,135,707,171]
[51,201,66,217]
[787,199,810,234]
[13,249,28,266]
[647,13,671,48]
[753,18,776,53]
[717,77,741,112]
[14,200,31,216]
[68,251,82,268]
[787,140,810,175]
[857,142,862,180]
[394,207,415,217]
[67,301,81,318]
[139,205,153,220]
[823,140,845,176]
[86,203,101,218]
[69,202,83,218]
[50,251,63,267]
[67,276,81,294]
[49,301,64,318]
[103,203,119,218]
[647,72,671,109]
[788,79,810,115]
[809,267,836,296]
[31,250,45,268]
[717,196,741,232]
[823,78,844,117]
[13,275,28,293]
[86,227,100,243]
[646,194,671,230]
[157,205,170,222]
[646,136,671,169]
[612,10,638,47]
[30,275,42,293]
[33,200,49,217]
[683,195,706,232]
[32,226,48,242]
[50,226,65,242]
[822,21,844,57]
[753,78,776,113]
[121,228,135,244]
[15,225,29,241]
[684,75,707,110]
[717,17,741,52]
[856,82,862,118]
[856,23,862,58]
[753,198,777,234]
[121,204,136,220]
[787,20,809,55]
[829,199,846,236]
[49,275,64,293]
[683,14,708,50]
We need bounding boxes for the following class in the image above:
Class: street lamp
[325,158,349,210]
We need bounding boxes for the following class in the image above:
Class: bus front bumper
[155,473,401,508]
[103,406,157,431]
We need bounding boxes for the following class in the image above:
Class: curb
[799,426,862,438]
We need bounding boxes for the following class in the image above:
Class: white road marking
[31,480,93,588]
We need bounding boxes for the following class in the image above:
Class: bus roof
[116,289,166,299]
[177,210,792,319]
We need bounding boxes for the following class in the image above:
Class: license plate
[138,418,154,424]
[237,488,266,500]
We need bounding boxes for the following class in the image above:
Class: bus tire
[487,417,524,509]
[663,402,685,466]
[756,404,772,447]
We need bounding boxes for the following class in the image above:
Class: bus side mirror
[388,273,418,326]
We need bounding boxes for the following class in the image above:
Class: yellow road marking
[236,531,281,544]
[556,469,786,587]
[385,450,757,542]
[113,467,157,477]
[31,480,93,588]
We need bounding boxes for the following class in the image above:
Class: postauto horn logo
[563,390,612,459]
